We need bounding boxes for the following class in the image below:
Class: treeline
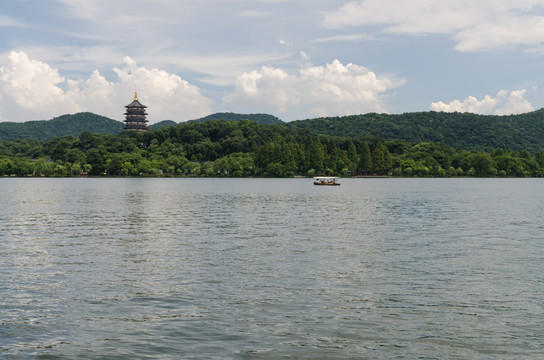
[288,109,544,153]
[0,111,285,142]
[5,109,544,153]
[0,119,543,177]
[190,112,283,125]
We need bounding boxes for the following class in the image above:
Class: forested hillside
[1,119,543,177]
[4,110,544,154]
[288,110,544,152]
[0,112,282,141]
[0,112,124,141]
[190,112,283,125]
[148,120,178,130]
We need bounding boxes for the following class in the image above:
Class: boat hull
[313,182,340,186]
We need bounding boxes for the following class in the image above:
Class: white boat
[313,177,340,186]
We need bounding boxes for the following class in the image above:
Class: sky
[1,0,544,124]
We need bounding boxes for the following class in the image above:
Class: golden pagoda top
[125,90,147,108]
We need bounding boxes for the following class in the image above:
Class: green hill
[0,112,124,141]
[2,113,544,178]
[287,110,544,152]
[4,109,544,153]
[148,120,178,130]
[0,112,284,141]
[190,112,283,125]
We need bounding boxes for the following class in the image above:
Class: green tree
[0,158,14,175]
[464,153,496,177]
[346,140,359,173]
[372,142,391,175]
[70,162,82,176]
[105,153,124,175]
[359,141,372,174]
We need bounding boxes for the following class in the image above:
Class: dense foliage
[148,120,178,130]
[0,112,124,141]
[189,112,284,125]
[288,109,544,152]
[1,120,543,178]
[0,112,284,142]
[5,109,544,154]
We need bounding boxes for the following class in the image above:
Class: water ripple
[1,178,543,359]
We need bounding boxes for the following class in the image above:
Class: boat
[313,177,340,186]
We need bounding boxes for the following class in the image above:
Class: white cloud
[495,90,535,115]
[4,1,317,94]
[312,33,378,43]
[322,0,544,52]
[0,15,26,27]
[0,51,81,120]
[322,0,483,33]
[5,46,290,89]
[224,59,405,120]
[0,51,212,122]
[430,89,534,115]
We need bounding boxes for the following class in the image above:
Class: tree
[70,162,82,176]
[346,140,359,173]
[0,158,14,175]
[359,141,372,174]
[86,148,106,175]
[308,139,325,174]
[65,148,86,164]
[371,142,391,175]
[105,153,124,175]
[464,153,496,177]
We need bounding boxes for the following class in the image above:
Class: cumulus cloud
[224,59,405,119]
[323,0,544,52]
[0,52,81,120]
[0,51,212,122]
[430,90,534,115]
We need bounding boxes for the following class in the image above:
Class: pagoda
[124,90,148,131]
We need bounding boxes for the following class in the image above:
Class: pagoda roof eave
[125,100,147,108]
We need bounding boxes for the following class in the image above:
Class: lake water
[1,178,543,359]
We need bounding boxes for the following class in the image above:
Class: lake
[1,178,543,359]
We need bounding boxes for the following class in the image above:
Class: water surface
[1,178,543,359]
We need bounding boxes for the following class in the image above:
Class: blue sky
[1,0,544,123]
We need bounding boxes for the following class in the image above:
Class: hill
[4,109,544,153]
[0,112,124,141]
[2,117,543,178]
[0,112,284,141]
[190,112,283,125]
[287,110,544,152]
[148,120,178,130]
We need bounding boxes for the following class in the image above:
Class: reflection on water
[1,178,543,359]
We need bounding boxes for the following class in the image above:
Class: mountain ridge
[0,112,124,141]
[287,109,544,152]
[188,112,283,125]
[0,112,284,141]
[2,110,544,152]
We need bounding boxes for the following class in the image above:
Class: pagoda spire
[124,90,148,131]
